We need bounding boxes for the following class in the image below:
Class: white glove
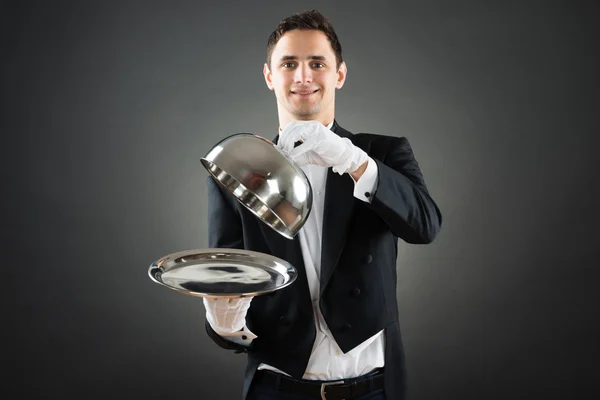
[277,120,368,175]
[203,296,253,334]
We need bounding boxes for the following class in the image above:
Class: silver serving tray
[148,248,298,298]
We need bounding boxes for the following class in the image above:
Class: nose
[294,63,312,84]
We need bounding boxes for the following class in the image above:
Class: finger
[280,119,301,132]
[277,122,295,151]
[290,138,317,159]
[291,151,310,166]
[228,298,241,308]
[279,126,303,152]
[281,120,304,137]
[280,120,320,151]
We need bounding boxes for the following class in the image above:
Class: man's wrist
[350,160,369,180]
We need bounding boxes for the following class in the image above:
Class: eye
[282,62,296,68]
[312,62,325,68]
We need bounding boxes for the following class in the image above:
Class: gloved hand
[277,120,368,175]
[203,296,253,334]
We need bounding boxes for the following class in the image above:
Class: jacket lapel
[270,121,357,295]
[263,134,308,287]
[319,122,356,295]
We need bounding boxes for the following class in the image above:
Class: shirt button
[241,335,247,340]
[366,254,373,264]
[364,191,371,198]
[352,287,361,296]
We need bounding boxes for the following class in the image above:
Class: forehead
[271,29,335,58]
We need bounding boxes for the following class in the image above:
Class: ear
[335,61,347,89]
[263,63,274,91]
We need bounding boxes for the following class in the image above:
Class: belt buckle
[320,380,345,400]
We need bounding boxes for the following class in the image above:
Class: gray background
[3,0,598,399]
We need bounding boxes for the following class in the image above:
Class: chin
[290,105,321,117]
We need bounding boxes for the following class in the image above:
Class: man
[202,10,442,400]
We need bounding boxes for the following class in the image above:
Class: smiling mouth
[291,89,319,95]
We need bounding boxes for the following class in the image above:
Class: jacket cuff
[212,324,257,347]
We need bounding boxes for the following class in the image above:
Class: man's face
[264,29,347,126]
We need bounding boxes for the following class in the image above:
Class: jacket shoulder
[334,122,405,142]
[350,132,412,159]
[352,132,409,144]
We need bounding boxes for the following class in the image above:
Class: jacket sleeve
[367,136,442,244]
[206,175,244,249]
[204,176,254,353]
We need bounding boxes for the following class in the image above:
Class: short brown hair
[266,10,343,70]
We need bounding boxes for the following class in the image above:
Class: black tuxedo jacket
[204,120,442,399]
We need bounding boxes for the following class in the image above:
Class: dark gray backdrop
[3,0,598,399]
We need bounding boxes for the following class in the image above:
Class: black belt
[253,369,384,399]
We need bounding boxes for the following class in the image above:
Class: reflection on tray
[160,264,285,295]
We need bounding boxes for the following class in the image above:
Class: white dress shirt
[214,122,384,380]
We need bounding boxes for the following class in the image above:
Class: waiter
[202,9,442,400]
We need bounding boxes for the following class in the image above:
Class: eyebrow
[279,55,327,62]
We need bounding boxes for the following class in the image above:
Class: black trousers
[247,369,386,400]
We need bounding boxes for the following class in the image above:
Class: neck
[278,115,335,131]
[277,100,336,130]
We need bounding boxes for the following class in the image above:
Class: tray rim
[148,248,298,298]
